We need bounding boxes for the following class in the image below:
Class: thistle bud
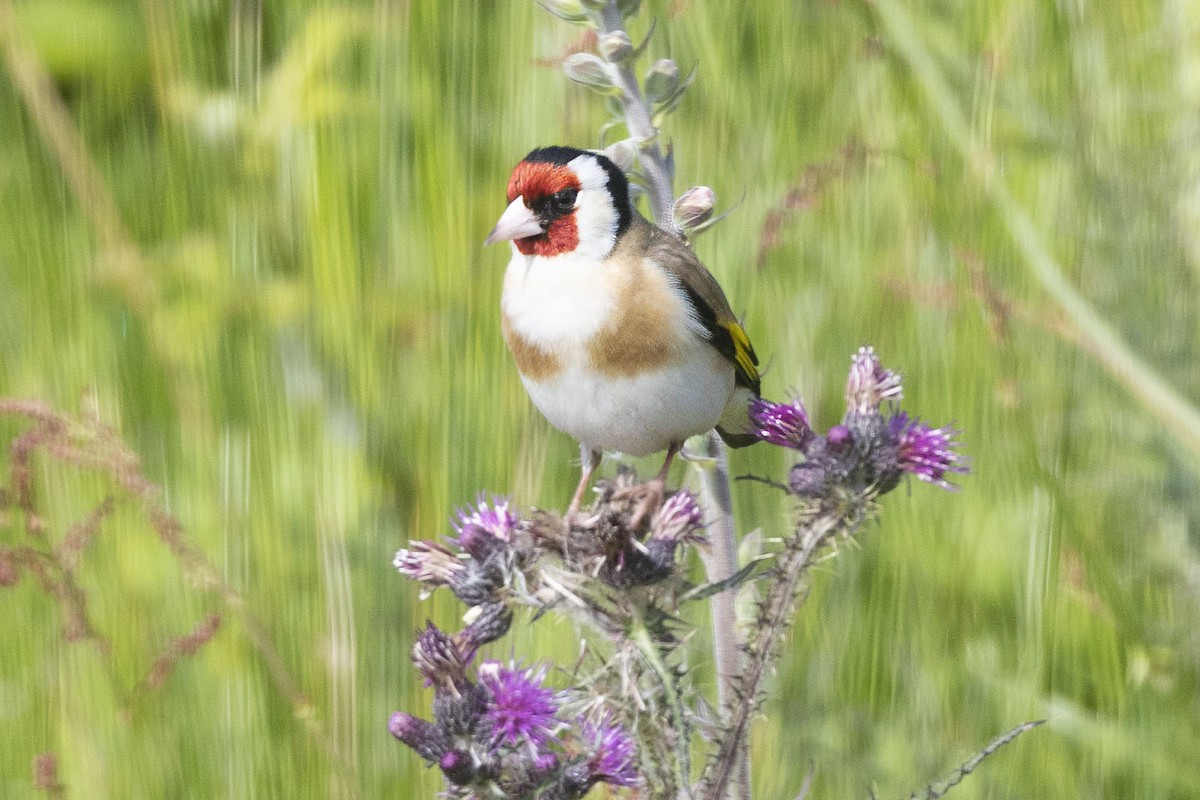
[412,622,467,691]
[643,58,679,104]
[388,712,449,763]
[433,680,489,737]
[826,424,853,450]
[788,460,829,498]
[563,53,616,93]
[672,186,716,232]
[457,601,514,657]
[438,749,477,784]
[598,31,633,63]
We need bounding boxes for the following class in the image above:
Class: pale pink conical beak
[485,196,544,245]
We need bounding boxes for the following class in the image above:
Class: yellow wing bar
[720,319,760,391]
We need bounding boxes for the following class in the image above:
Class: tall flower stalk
[550,1,747,776]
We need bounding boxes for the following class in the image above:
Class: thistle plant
[389,348,982,798]
[389,346,981,798]
[386,2,1046,798]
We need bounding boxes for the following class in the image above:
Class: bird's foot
[562,505,584,534]
[563,497,602,535]
[564,448,601,534]
[614,475,667,531]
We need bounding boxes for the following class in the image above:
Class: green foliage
[1,0,1198,798]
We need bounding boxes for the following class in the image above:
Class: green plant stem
[694,434,741,714]
[695,432,750,799]
[702,502,859,800]
[630,616,694,799]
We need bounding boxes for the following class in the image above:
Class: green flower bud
[537,0,590,24]
[563,52,615,92]
[598,31,633,63]
[644,58,679,104]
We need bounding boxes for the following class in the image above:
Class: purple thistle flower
[581,713,639,788]
[453,495,518,560]
[455,495,517,542]
[845,346,903,416]
[749,397,813,449]
[477,661,560,751]
[888,412,969,490]
[393,540,464,586]
[650,490,706,544]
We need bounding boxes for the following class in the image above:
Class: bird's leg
[566,445,602,526]
[627,442,681,530]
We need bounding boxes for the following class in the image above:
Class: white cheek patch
[568,152,609,189]
[568,153,620,260]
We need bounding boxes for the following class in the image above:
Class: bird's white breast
[502,250,616,347]
[501,249,735,456]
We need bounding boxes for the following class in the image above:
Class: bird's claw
[614,477,667,531]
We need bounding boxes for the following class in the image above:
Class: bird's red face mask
[485,161,582,257]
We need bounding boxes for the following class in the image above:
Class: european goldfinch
[486,146,760,520]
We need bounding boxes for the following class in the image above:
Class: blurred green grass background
[2,0,1199,797]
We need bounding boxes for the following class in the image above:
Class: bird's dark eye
[552,188,578,212]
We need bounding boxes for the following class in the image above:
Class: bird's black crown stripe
[523,146,632,239]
